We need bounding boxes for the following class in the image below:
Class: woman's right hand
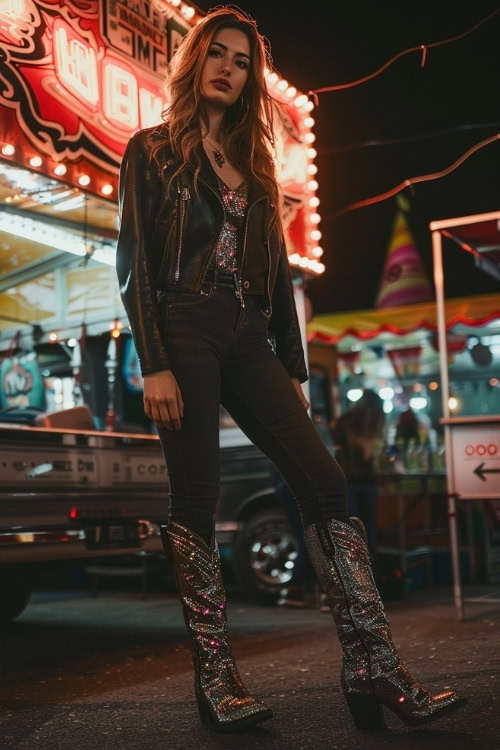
[143,369,184,430]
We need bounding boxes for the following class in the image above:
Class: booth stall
[307,216,500,593]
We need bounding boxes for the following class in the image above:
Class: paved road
[0,586,498,750]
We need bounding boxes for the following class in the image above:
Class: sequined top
[207,177,249,273]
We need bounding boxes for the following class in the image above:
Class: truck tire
[232,509,298,604]
[0,569,32,625]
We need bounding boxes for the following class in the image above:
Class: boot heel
[196,692,214,728]
[344,692,387,730]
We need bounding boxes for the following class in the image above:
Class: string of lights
[319,121,500,155]
[308,7,500,101]
[323,132,500,221]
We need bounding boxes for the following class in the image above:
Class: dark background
[196,0,500,314]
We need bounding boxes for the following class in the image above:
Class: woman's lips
[211,80,230,91]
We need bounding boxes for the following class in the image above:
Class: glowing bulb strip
[0,211,116,266]
[264,68,323,275]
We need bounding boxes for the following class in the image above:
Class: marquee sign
[0,0,190,174]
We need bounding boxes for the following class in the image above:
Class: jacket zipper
[174,183,190,282]
[195,175,226,291]
[265,231,272,316]
[234,196,266,310]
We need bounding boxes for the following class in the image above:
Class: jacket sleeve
[268,237,309,384]
[116,134,171,377]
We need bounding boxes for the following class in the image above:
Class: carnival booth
[307,210,500,593]
[0,0,323,430]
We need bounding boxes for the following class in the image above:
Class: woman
[116,7,465,735]
[334,390,385,558]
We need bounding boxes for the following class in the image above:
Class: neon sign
[0,0,181,172]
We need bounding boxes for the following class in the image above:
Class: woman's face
[200,27,251,110]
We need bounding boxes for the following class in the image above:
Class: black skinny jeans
[156,270,347,545]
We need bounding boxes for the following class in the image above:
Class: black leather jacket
[116,127,308,383]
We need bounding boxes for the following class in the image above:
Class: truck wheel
[0,569,32,625]
[232,509,298,604]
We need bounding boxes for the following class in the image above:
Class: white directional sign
[449,422,500,500]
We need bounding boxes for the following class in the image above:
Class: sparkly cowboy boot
[304,519,466,729]
[161,521,272,732]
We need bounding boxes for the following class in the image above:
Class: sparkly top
[207,177,249,273]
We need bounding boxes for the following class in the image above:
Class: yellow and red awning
[307,293,500,344]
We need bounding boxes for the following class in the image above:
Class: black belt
[202,267,237,287]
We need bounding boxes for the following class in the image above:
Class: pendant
[213,149,225,168]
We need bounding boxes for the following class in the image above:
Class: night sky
[195,0,500,315]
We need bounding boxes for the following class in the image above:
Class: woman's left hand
[291,377,309,411]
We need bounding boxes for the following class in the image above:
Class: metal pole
[432,230,464,619]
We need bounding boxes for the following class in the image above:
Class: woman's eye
[237,61,248,69]
[208,48,221,57]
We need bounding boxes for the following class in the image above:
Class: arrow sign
[474,463,500,482]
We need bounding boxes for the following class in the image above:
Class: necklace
[203,134,225,168]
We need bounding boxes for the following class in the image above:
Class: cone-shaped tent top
[376,212,434,309]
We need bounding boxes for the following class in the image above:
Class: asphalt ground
[0,586,498,750]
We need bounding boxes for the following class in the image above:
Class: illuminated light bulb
[413,383,422,392]
[49,332,58,342]
[5,196,12,203]
[264,66,270,76]
[182,5,195,19]
[410,397,427,410]
[309,213,321,224]
[294,94,307,107]
[304,100,314,112]
[78,174,90,186]
[171,0,181,5]
[307,163,318,175]
[30,156,42,167]
[289,253,300,264]
[383,401,394,414]
[101,183,113,195]
[310,229,322,241]
[379,387,395,400]
[307,147,317,158]
[429,381,439,390]
[267,72,278,84]
[307,179,319,191]
[285,86,297,98]
[110,318,123,339]
[2,144,15,156]
[347,388,363,402]
[13,194,20,200]
[312,246,323,257]
[304,132,316,144]
[316,262,325,273]
[299,257,309,268]
[277,79,288,91]
[304,117,315,128]
[309,196,320,208]
[54,164,67,176]
[448,397,458,410]
[67,338,77,347]
[489,377,498,386]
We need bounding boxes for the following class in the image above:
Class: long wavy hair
[148,8,281,219]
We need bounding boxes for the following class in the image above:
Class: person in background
[334,390,385,559]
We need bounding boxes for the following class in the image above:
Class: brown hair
[149,8,281,221]
[343,390,385,442]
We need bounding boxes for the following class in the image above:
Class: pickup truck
[0,410,317,623]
